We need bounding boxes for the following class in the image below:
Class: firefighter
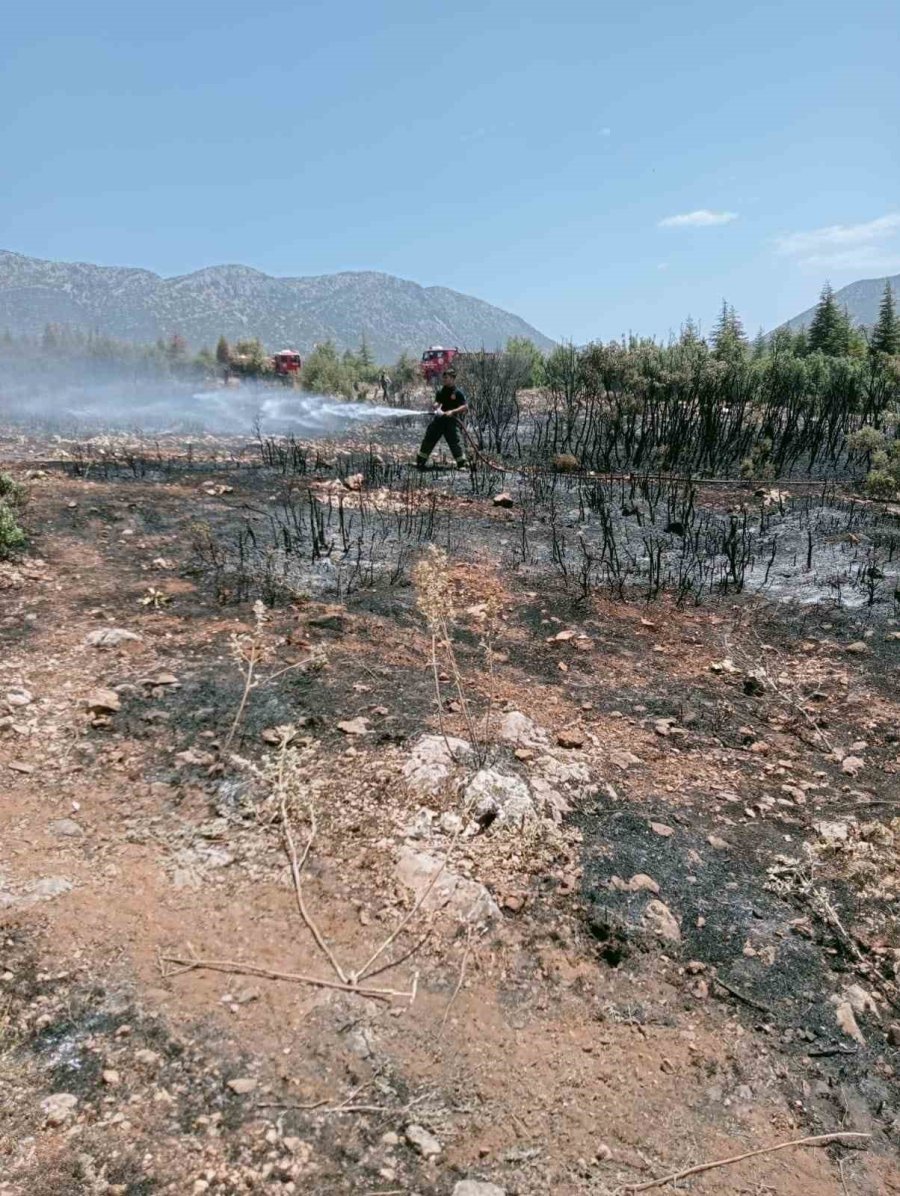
[380,370,391,402]
[416,367,469,470]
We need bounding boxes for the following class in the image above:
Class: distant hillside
[0,250,555,362]
[778,272,900,333]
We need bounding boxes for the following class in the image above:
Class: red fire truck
[420,345,459,385]
[272,349,302,381]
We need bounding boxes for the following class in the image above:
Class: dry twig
[438,925,474,1039]
[159,952,413,1002]
[619,1131,870,1193]
[277,744,347,984]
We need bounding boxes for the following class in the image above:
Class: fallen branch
[255,1102,402,1115]
[808,1044,858,1058]
[159,953,413,1002]
[712,975,774,1016]
[619,1131,871,1193]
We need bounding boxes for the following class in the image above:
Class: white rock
[405,1123,441,1158]
[528,776,571,822]
[641,899,681,943]
[227,1076,257,1094]
[5,689,32,707]
[535,754,591,788]
[84,627,142,647]
[453,1183,506,1196]
[85,688,121,714]
[49,819,83,839]
[405,808,434,839]
[396,847,499,923]
[402,735,473,796]
[41,1092,78,1125]
[814,819,853,843]
[19,876,74,907]
[609,749,641,770]
[832,998,865,1044]
[498,711,549,750]
[464,769,535,827]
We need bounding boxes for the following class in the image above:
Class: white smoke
[0,379,420,437]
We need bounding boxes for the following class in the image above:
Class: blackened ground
[577,791,900,1137]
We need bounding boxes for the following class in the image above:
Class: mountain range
[777,272,899,334]
[0,250,554,362]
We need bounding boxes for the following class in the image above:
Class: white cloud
[774,213,900,271]
[796,248,900,273]
[658,209,738,228]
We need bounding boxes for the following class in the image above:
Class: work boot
[415,456,428,472]
[455,459,469,470]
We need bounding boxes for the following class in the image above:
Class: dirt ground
[2,428,899,1195]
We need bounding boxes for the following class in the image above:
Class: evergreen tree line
[455,283,900,494]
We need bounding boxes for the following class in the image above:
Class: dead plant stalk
[619,1131,870,1194]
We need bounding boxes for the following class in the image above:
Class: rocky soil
[1,428,899,1194]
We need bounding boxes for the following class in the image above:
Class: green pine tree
[807,284,852,356]
[870,281,899,356]
[711,301,748,362]
[770,327,795,356]
[215,335,231,365]
[679,317,702,347]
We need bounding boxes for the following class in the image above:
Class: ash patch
[577,797,900,1134]
[0,931,445,1194]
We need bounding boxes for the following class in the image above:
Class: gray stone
[641,899,681,943]
[497,711,549,750]
[20,876,74,908]
[535,754,590,788]
[453,1183,506,1196]
[402,735,473,796]
[85,687,121,713]
[464,769,535,827]
[49,819,83,839]
[528,776,570,822]
[41,1092,78,1125]
[405,808,434,840]
[404,1123,441,1158]
[396,847,499,923]
[84,627,142,647]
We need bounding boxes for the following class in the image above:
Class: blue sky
[2,0,898,344]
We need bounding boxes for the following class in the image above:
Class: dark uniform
[416,383,469,470]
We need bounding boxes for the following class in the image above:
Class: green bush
[847,426,886,457]
[302,341,357,399]
[0,500,25,558]
[0,471,24,505]
[859,434,900,499]
[865,470,898,500]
